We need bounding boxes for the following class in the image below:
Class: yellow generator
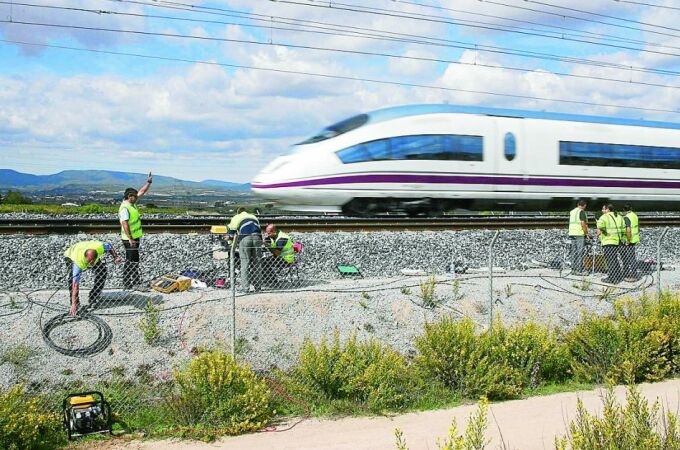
[62,391,112,440]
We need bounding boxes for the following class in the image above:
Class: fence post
[657,227,669,299]
[488,230,500,330]
[230,238,237,359]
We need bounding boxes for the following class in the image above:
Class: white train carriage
[251,105,680,215]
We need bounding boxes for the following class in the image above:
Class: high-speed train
[251,104,680,215]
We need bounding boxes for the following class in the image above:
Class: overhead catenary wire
[3,37,680,116]
[392,0,662,48]
[91,0,680,77]
[613,0,680,12]
[274,0,680,51]
[5,7,680,92]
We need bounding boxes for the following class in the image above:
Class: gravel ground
[1,228,680,401]
[1,228,679,289]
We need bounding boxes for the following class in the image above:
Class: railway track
[2,214,680,234]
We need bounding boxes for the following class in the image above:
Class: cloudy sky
[2,0,680,182]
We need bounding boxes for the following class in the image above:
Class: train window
[559,141,680,169]
[336,134,483,163]
[297,114,369,145]
[504,133,516,161]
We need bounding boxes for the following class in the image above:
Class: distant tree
[2,191,32,205]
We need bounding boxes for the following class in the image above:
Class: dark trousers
[65,258,107,303]
[238,234,262,291]
[603,245,622,283]
[570,236,586,273]
[621,244,637,279]
[122,238,141,288]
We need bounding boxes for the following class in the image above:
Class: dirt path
[90,379,680,450]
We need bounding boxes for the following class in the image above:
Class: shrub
[395,398,489,450]
[0,385,63,450]
[137,300,162,345]
[78,203,104,214]
[489,320,571,387]
[293,333,419,411]
[565,297,675,383]
[555,384,680,449]
[415,317,570,399]
[166,350,274,435]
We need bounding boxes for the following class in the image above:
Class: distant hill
[0,169,251,192]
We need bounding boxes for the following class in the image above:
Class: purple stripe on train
[252,174,680,190]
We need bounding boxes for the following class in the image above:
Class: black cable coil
[41,312,113,357]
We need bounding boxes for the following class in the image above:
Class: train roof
[368,104,680,130]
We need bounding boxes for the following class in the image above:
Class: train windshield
[297,114,368,145]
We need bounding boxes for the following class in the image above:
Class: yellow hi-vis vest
[120,201,143,240]
[616,213,628,244]
[569,207,585,236]
[597,212,620,246]
[64,241,105,270]
[626,212,640,244]
[271,231,295,264]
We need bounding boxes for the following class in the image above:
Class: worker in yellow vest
[119,172,152,289]
[568,200,589,275]
[596,204,623,284]
[621,204,640,282]
[262,224,297,284]
[64,240,122,316]
[227,207,262,293]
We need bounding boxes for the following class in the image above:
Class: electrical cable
[275,0,680,51]
[103,0,680,77]
[7,14,680,92]
[3,36,680,115]
[613,0,680,12]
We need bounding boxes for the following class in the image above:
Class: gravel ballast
[2,227,680,398]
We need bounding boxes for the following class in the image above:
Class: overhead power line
[612,0,680,12]
[524,0,680,34]
[4,16,680,91]
[90,0,680,77]
[275,0,680,45]
[2,37,679,116]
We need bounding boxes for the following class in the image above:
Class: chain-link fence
[1,225,679,419]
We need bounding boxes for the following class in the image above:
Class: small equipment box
[151,274,192,293]
[63,391,112,440]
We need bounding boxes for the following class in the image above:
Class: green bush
[78,203,104,214]
[166,350,274,435]
[489,320,571,387]
[565,297,676,383]
[293,333,419,411]
[415,317,569,400]
[395,398,489,450]
[0,385,63,450]
[555,384,680,449]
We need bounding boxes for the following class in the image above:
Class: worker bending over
[64,240,122,316]
[228,207,262,293]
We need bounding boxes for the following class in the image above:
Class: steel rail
[2,215,680,234]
